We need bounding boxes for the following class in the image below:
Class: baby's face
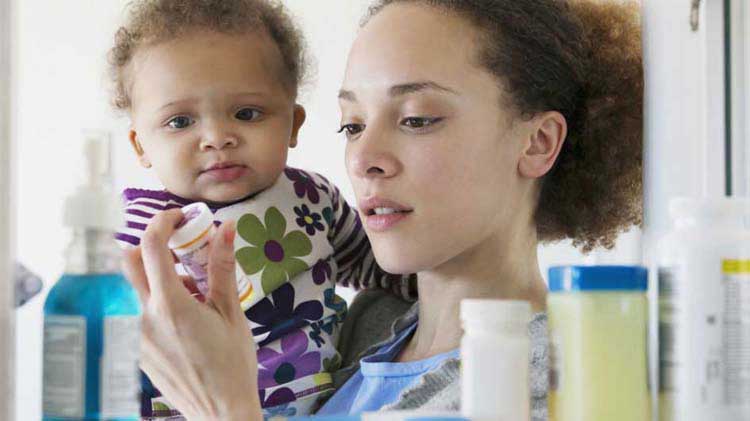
[128,31,305,204]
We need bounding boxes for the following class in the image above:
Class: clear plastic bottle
[43,131,141,421]
[657,197,750,421]
[460,299,531,421]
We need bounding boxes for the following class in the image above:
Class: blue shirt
[317,322,460,415]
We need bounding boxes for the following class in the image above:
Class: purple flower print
[258,387,296,409]
[245,283,324,346]
[257,329,321,389]
[285,168,320,204]
[294,204,325,236]
[312,259,332,285]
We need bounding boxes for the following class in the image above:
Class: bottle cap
[168,202,214,250]
[548,265,647,292]
[460,299,531,331]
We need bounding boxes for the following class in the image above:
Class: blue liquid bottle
[43,132,141,420]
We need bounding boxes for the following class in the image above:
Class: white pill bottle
[460,299,531,421]
[657,197,750,421]
[168,202,252,302]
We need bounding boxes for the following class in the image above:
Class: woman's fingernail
[223,222,236,246]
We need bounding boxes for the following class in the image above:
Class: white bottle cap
[460,299,531,333]
[168,202,215,250]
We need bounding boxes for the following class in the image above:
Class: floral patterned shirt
[116,167,408,419]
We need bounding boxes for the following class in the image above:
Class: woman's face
[340,3,534,275]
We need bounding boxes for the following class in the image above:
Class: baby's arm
[115,188,187,249]
[316,174,417,300]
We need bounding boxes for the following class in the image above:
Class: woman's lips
[200,165,248,182]
[358,197,414,232]
[365,211,411,232]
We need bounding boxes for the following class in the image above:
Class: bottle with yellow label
[657,197,750,421]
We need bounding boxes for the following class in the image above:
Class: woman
[123,0,642,419]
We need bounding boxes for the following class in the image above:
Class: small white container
[168,202,217,295]
[657,197,750,421]
[460,299,531,421]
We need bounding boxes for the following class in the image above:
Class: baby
[108,0,413,418]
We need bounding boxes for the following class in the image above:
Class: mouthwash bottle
[43,131,141,420]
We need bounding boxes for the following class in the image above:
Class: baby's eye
[167,116,194,130]
[401,117,443,129]
[235,108,262,121]
[337,123,365,139]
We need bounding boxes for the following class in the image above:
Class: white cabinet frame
[729,0,750,197]
[0,0,16,419]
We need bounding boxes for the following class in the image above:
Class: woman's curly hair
[367,0,643,252]
[108,0,309,110]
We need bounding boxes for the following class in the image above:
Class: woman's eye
[337,124,365,137]
[167,116,194,129]
[235,108,262,121]
[401,117,442,129]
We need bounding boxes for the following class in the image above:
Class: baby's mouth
[200,163,248,182]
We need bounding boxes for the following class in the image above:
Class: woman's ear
[518,111,567,179]
[129,129,152,168]
[289,105,307,148]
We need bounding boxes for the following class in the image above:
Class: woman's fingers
[133,214,262,420]
[207,220,242,320]
[122,247,150,304]
[140,209,190,303]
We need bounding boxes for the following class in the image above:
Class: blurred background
[6,0,748,419]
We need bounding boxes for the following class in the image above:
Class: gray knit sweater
[327,290,549,421]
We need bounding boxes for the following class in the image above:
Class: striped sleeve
[115,188,189,249]
[319,175,417,301]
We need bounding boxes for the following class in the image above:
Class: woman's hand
[123,209,262,421]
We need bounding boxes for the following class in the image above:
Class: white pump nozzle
[63,130,123,230]
[82,130,113,189]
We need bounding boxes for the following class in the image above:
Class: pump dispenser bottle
[42,131,141,420]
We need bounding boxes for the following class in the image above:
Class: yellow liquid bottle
[547,266,650,421]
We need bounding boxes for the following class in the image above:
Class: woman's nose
[348,128,401,180]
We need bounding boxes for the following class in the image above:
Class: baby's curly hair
[367,0,643,252]
[108,0,308,110]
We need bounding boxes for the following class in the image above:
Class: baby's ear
[289,105,307,148]
[129,130,152,168]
